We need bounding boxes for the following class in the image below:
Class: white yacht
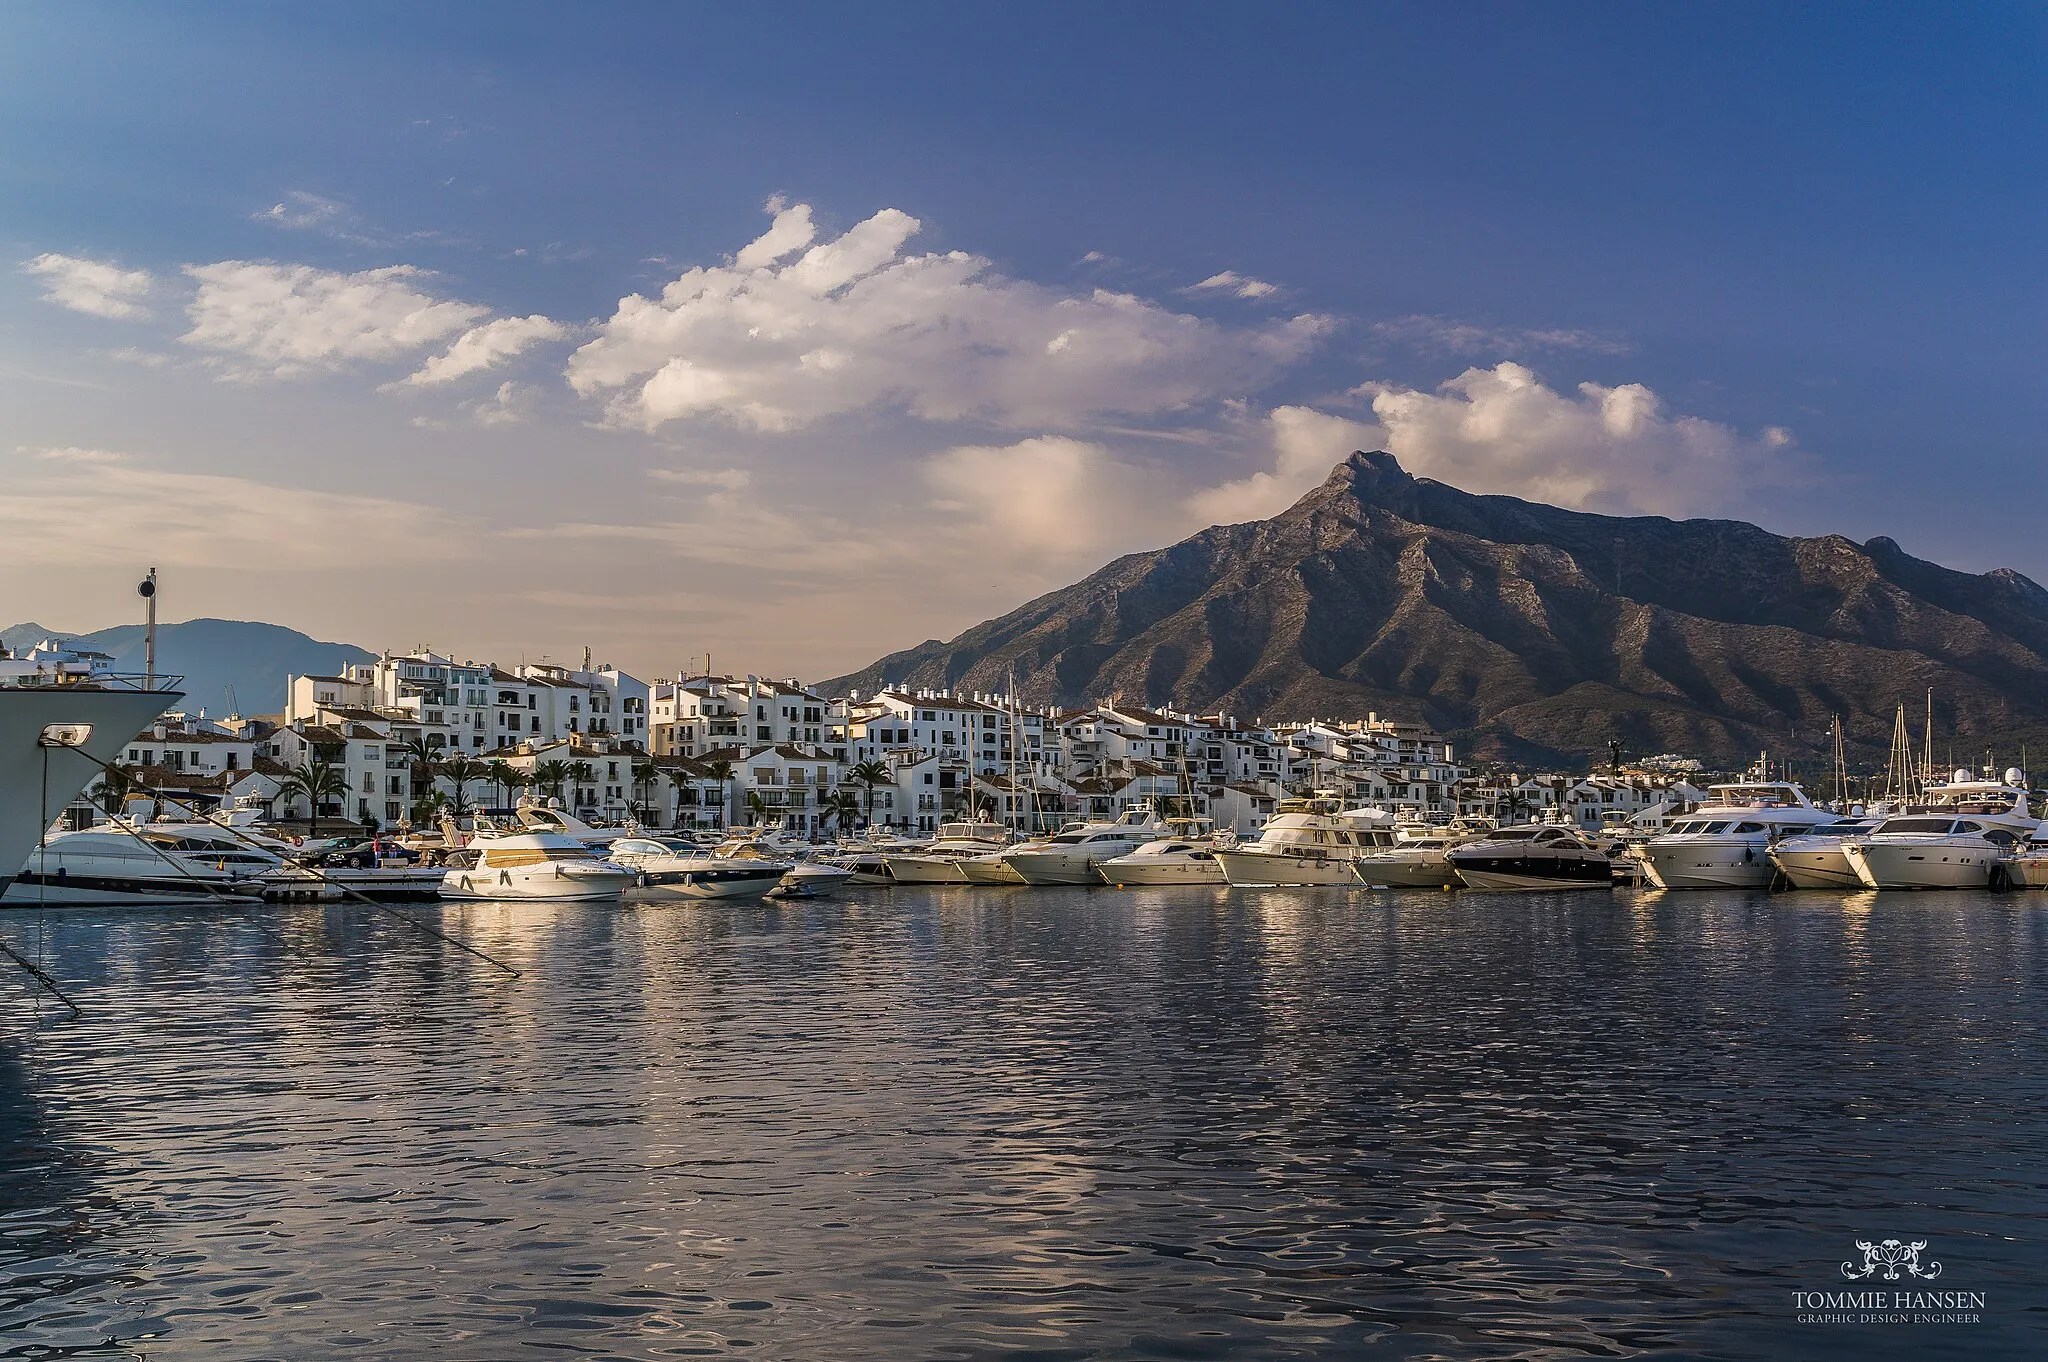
[1445,824,1616,891]
[709,835,852,894]
[0,670,181,902]
[1211,794,1398,886]
[1097,822,1227,886]
[881,820,1014,884]
[1767,820,1879,890]
[607,836,790,899]
[1001,805,1170,886]
[1639,780,1844,889]
[1351,826,1488,889]
[440,833,635,900]
[1839,773,2036,889]
[958,850,1027,884]
[7,827,269,906]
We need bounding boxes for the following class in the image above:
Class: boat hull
[1096,859,1225,886]
[1767,846,1863,890]
[1002,850,1112,885]
[1843,842,1999,890]
[1213,850,1362,886]
[441,867,634,900]
[1351,853,1458,889]
[883,856,970,884]
[1640,840,1774,889]
[958,856,1025,885]
[6,870,264,906]
[0,686,180,899]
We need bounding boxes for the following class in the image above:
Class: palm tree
[567,759,596,811]
[850,758,889,825]
[745,788,767,826]
[411,786,449,826]
[631,759,658,821]
[97,762,137,816]
[279,759,348,838]
[531,759,570,807]
[439,756,486,816]
[484,759,519,809]
[665,769,694,828]
[705,758,735,829]
[400,733,437,788]
[826,787,862,833]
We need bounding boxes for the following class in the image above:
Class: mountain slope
[2,618,373,717]
[825,452,2048,763]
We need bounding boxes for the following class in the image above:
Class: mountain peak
[826,461,2048,763]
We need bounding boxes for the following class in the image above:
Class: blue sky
[4,3,2045,679]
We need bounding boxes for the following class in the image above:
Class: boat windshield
[1874,817,1959,835]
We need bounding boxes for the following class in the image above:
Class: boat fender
[636,872,649,889]
[500,870,512,885]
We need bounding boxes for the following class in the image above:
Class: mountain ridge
[824,451,2048,763]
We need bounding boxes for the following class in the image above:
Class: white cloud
[1185,405,1385,526]
[181,261,488,378]
[404,314,571,385]
[924,436,1165,566]
[22,253,154,320]
[647,466,752,490]
[27,445,128,464]
[1190,270,1279,300]
[1364,362,1801,517]
[0,448,462,568]
[568,202,1331,433]
[1371,315,1628,356]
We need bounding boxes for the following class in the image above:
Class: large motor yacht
[1839,772,2036,889]
[0,660,182,901]
[440,833,635,901]
[1000,804,1170,886]
[606,836,791,899]
[1097,821,1228,886]
[1639,779,1844,889]
[880,820,1014,884]
[7,826,268,906]
[709,835,852,894]
[1445,824,1616,891]
[1211,794,1398,886]
[1765,820,1878,890]
[1352,824,1489,889]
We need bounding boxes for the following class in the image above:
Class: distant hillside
[825,451,2048,765]
[1,618,373,717]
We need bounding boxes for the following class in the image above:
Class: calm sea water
[1,885,2043,1360]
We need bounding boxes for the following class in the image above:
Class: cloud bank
[181,262,487,378]
[1366,362,1800,517]
[568,202,1332,432]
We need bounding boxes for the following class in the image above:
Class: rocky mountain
[1,618,373,719]
[826,451,2048,765]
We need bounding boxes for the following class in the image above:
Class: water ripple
[0,888,2042,1358]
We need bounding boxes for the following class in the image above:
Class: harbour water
[2,886,2043,1359]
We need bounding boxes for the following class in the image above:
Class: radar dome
[2007,767,2026,786]
[1953,768,1972,783]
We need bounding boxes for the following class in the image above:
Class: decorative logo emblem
[1842,1239,1943,1281]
